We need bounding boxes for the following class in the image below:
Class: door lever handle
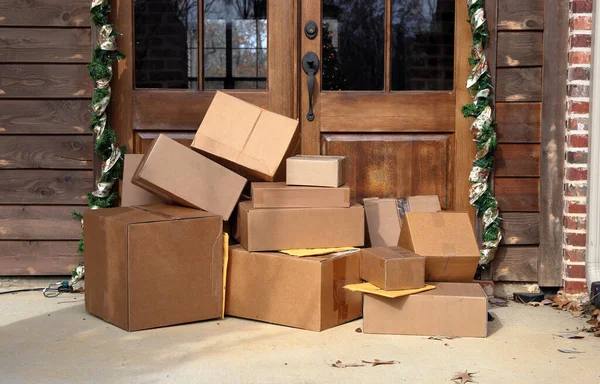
[302,52,319,122]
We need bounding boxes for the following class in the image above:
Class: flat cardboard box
[286,155,348,188]
[363,282,488,337]
[398,212,480,282]
[132,134,247,220]
[360,246,425,290]
[226,245,362,331]
[364,196,441,248]
[235,201,364,251]
[84,204,223,331]
[121,154,169,207]
[251,182,350,208]
[191,91,299,181]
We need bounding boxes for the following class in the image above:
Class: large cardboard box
[286,155,348,187]
[363,283,488,337]
[235,201,364,251]
[121,154,169,207]
[251,182,350,208]
[398,212,480,282]
[226,245,362,331]
[84,204,223,331]
[132,134,247,220]
[364,196,441,247]
[191,91,299,181]
[360,246,425,290]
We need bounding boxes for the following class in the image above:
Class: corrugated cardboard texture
[286,155,348,187]
[235,201,364,251]
[363,283,488,337]
[132,134,247,220]
[192,91,299,181]
[121,154,169,207]
[398,212,480,282]
[360,247,425,290]
[225,245,362,331]
[84,204,223,331]
[251,182,350,208]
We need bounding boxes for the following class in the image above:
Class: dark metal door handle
[302,52,319,122]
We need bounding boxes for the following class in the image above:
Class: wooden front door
[115,0,472,213]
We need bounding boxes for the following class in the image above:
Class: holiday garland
[70,0,126,279]
[463,0,502,267]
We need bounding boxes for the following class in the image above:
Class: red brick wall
[564,0,592,294]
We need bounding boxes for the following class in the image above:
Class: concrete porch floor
[1,291,599,383]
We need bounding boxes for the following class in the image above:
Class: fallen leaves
[451,370,477,384]
[331,359,399,368]
[331,360,364,368]
[553,334,584,339]
[488,297,508,307]
[362,359,398,367]
[355,327,362,333]
[557,349,584,354]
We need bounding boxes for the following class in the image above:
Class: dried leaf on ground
[528,302,541,307]
[331,360,364,368]
[557,349,584,354]
[355,327,362,333]
[361,359,398,367]
[541,298,553,305]
[488,297,508,307]
[553,334,584,339]
[451,370,477,384]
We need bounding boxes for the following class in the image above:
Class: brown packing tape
[331,255,349,323]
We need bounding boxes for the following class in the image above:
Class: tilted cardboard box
[84,204,223,331]
[251,182,350,208]
[363,195,441,248]
[398,212,480,282]
[192,91,299,181]
[132,134,247,220]
[363,282,488,338]
[360,246,425,290]
[286,155,348,188]
[235,201,364,251]
[121,154,169,207]
[226,245,362,331]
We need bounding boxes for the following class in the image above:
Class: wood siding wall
[0,0,92,275]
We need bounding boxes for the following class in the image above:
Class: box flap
[122,154,169,207]
[407,195,441,212]
[98,204,218,225]
[364,198,402,247]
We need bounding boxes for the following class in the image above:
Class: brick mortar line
[564,261,587,266]
[564,245,587,250]
[563,278,587,282]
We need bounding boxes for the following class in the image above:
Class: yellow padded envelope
[280,247,359,257]
[344,282,435,298]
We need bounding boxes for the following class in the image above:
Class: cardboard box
[286,155,348,188]
[121,154,169,207]
[360,246,425,290]
[363,282,488,337]
[235,201,364,251]
[398,212,480,282]
[226,245,362,331]
[84,204,223,331]
[251,182,350,208]
[364,196,441,247]
[191,91,299,181]
[132,134,247,220]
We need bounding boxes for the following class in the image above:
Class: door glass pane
[392,0,454,91]
[322,0,385,91]
[134,0,198,89]
[204,1,267,90]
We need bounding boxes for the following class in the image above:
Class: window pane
[392,0,454,91]
[204,1,267,90]
[134,0,198,89]
[322,0,385,91]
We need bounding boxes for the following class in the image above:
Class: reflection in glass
[204,0,267,90]
[392,0,454,90]
[322,0,385,91]
[134,0,198,89]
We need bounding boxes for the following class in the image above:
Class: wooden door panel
[320,92,455,132]
[495,102,541,143]
[321,133,452,208]
[500,212,540,245]
[495,143,540,177]
[495,177,539,211]
[134,132,195,154]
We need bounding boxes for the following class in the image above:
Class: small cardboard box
[363,282,488,337]
[398,212,480,282]
[121,154,169,207]
[235,201,364,251]
[226,245,362,331]
[364,196,441,248]
[286,155,348,188]
[132,134,247,220]
[360,246,425,290]
[251,182,350,208]
[84,204,223,331]
[191,91,299,181]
